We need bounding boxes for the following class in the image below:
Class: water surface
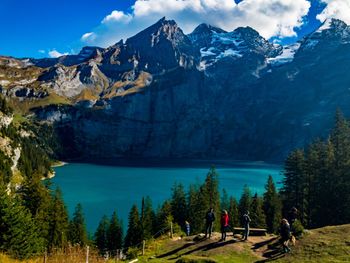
[52,161,282,233]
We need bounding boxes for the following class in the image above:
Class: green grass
[1,225,349,262]
[275,224,350,263]
[8,93,71,114]
[12,113,27,125]
[128,225,350,263]
[132,234,261,263]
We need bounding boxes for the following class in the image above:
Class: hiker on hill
[242,211,251,241]
[185,221,190,236]
[288,207,299,236]
[205,208,215,238]
[288,207,298,225]
[280,218,291,253]
[220,210,229,241]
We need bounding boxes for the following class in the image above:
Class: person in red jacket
[220,210,229,241]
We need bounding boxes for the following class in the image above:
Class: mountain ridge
[1,18,350,162]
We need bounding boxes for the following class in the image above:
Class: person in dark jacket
[242,211,251,241]
[220,210,229,241]
[205,208,215,238]
[288,207,298,225]
[280,218,291,253]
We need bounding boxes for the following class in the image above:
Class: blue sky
[0,0,348,58]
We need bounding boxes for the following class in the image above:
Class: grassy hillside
[274,224,350,263]
[137,224,350,263]
[0,224,348,262]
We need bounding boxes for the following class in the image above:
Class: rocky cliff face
[1,18,350,162]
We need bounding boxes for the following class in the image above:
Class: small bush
[126,247,139,260]
[291,219,304,238]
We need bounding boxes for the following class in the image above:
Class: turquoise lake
[52,161,282,233]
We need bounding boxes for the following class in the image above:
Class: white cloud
[316,0,350,24]
[81,0,311,47]
[81,32,97,43]
[48,50,69,58]
[102,10,132,24]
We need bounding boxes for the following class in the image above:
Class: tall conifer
[263,176,281,233]
[68,203,88,246]
[48,188,69,249]
[107,211,123,256]
[124,204,142,248]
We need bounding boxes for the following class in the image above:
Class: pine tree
[0,185,45,259]
[156,200,173,232]
[68,203,88,246]
[263,176,282,233]
[141,196,155,240]
[94,215,110,255]
[331,109,350,168]
[238,185,252,227]
[170,183,187,227]
[202,166,220,229]
[281,149,306,223]
[124,204,142,248]
[48,188,69,250]
[221,189,230,211]
[329,110,350,224]
[250,193,266,228]
[107,211,123,256]
[187,184,205,234]
[304,141,323,227]
[20,174,51,247]
[228,197,239,228]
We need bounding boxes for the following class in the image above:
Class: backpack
[206,212,215,222]
[243,214,251,224]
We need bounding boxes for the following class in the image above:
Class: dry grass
[8,93,71,114]
[73,88,100,102]
[103,71,152,98]
[0,246,107,263]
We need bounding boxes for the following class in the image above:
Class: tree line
[281,110,350,228]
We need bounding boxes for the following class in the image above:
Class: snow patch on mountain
[211,32,244,46]
[200,47,216,57]
[217,49,242,59]
[267,43,301,66]
[317,19,332,32]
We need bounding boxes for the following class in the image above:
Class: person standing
[220,210,229,241]
[242,211,251,241]
[280,218,291,253]
[185,221,190,236]
[288,207,298,225]
[205,208,215,238]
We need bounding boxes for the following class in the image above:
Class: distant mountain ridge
[1,18,350,161]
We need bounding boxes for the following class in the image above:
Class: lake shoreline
[45,161,68,180]
[51,161,68,168]
[58,158,282,169]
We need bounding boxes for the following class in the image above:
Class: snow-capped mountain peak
[191,25,282,70]
[316,18,348,33]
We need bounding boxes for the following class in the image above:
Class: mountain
[1,18,350,161]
